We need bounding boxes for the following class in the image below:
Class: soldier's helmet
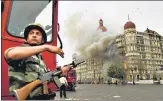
[24,23,47,44]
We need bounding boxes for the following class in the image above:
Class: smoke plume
[62,12,123,60]
[61,12,126,79]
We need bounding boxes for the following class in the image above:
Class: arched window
[137,75,139,81]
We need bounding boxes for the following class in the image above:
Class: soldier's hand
[56,48,64,58]
[45,45,64,58]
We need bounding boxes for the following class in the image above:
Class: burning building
[74,17,163,83]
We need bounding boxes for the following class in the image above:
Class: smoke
[61,11,127,79]
[101,40,124,80]
[63,12,123,60]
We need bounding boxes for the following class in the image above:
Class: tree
[107,64,125,79]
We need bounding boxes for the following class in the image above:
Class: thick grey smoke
[63,12,123,60]
[62,12,126,79]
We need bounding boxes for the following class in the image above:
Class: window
[142,54,146,58]
[137,46,140,51]
[131,45,133,51]
[7,1,53,42]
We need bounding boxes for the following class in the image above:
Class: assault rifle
[12,60,85,100]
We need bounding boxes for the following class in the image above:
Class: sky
[56,1,163,66]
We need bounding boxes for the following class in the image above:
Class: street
[55,84,163,100]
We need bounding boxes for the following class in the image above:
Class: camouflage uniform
[4,44,47,99]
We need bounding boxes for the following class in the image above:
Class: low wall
[138,80,154,84]
[160,80,163,84]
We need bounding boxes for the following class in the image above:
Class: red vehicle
[66,68,77,91]
[1,0,61,100]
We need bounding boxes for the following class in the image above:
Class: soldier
[4,23,68,100]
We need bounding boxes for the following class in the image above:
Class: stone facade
[75,20,163,83]
[116,21,163,82]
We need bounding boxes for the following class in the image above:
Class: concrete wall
[160,80,163,84]
[138,80,154,84]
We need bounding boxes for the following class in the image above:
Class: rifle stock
[43,81,49,94]
[13,80,42,100]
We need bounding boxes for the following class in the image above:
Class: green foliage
[107,64,125,79]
